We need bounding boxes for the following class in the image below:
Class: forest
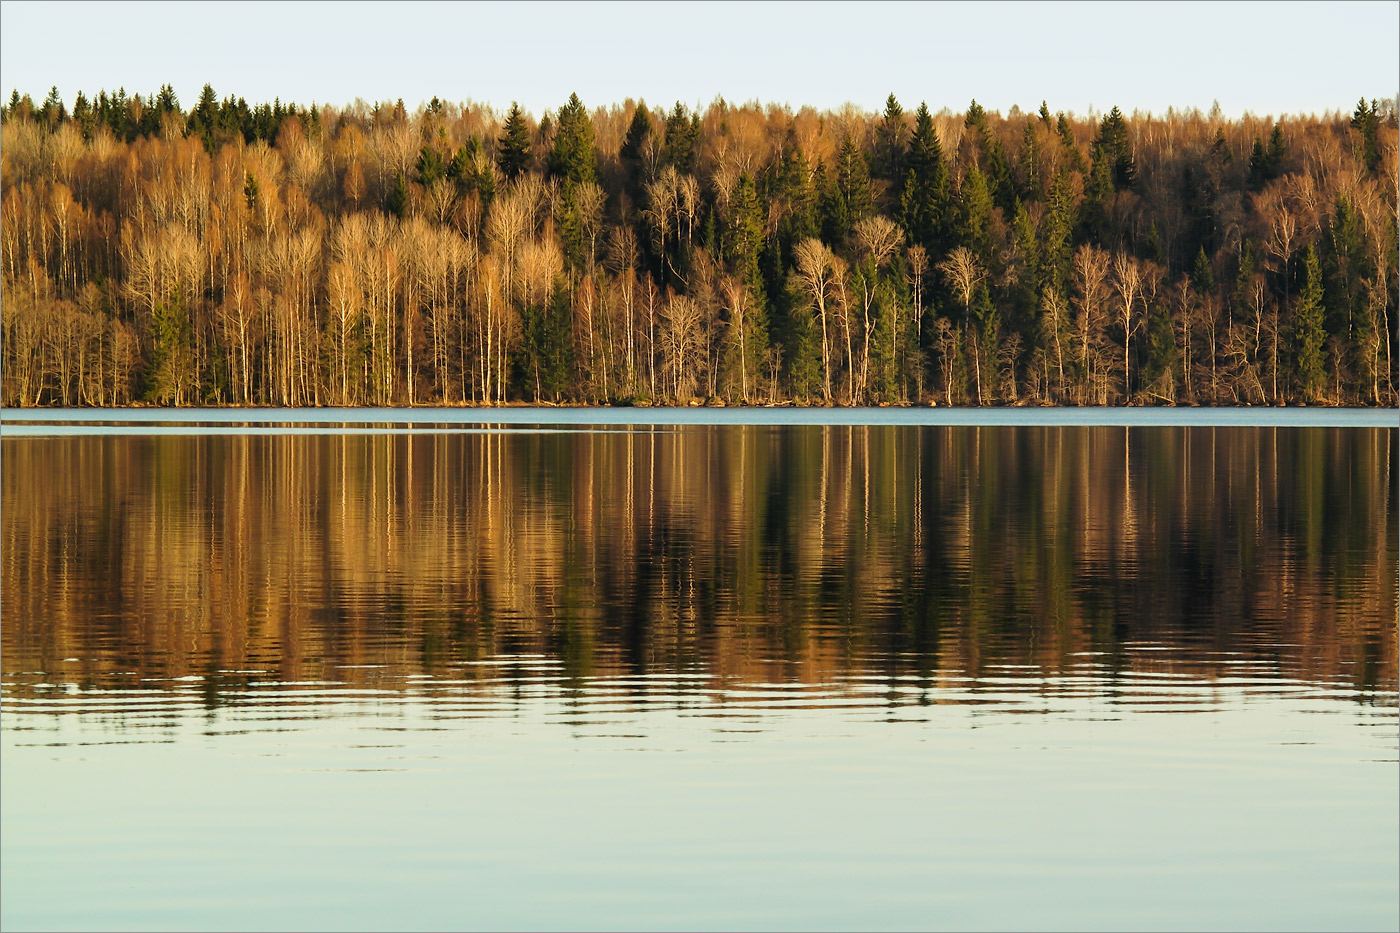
[1,84,1396,407]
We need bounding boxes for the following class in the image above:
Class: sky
[1,0,1396,120]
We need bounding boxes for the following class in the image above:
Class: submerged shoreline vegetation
[1,86,1396,409]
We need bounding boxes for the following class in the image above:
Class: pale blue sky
[1,0,1395,120]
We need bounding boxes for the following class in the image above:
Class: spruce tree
[387,172,410,218]
[662,103,700,173]
[1351,99,1381,173]
[836,133,874,228]
[1294,245,1327,401]
[548,93,596,187]
[875,93,907,181]
[496,103,532,180]
[415,145,445,186]
[189,83,219,153]
[1093,106,1136,190]
[724,173,766,303]
[959,165,993,259]
[900,102,951,253]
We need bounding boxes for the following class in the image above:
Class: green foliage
[496,102,532,179]
[187,83,219,153]
[1039,168,1077,296]
[1192,246,1215,294]
[415,145,445,187]
[835,133,874,229]
[780,275,823,401]
[1249,123,1286,187]
[875,93,906,181]
[517,284,574,401]
[1093,106,1136,190]
[548,93,597,187]
[1019,120,1041,200]
[724,173,766,302]
[144,293,194,405]
[1056,112,1085,173]
[959,165,994,259]
[900,102,952,253]
[387,172,409,218]
[662,103,700,173]
[1351,98,1382,173]
[1294,245,1327,401]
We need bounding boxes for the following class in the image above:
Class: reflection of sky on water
[3,666,1396,932]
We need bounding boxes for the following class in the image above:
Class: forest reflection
[3,425,1395,708]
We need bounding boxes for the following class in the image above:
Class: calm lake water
[2,409,1397,931]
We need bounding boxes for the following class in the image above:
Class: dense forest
[1,84,1396,407]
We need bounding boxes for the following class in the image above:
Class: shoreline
[3,405,1395,430]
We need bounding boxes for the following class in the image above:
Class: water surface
[2,417,1396,931]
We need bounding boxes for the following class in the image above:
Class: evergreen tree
[40,86,65,127]
[619,101,654,191]
[836,133,874,228]
[875,93,907,181]
[1248,138,1270,188]
[415,145,445,187]
[496,102,532,179]
[1055,112,1085,173]
[1019,120,1041,200]
[1266,123,1287,173]
[188,83,219,153]
[662,103,700,173]
[959,165,994,260]
[724,173,766,303]
[1351,98,1381,173]
[1093,106,1136,190]
[1324,194,1370,344]
[548,93,597,187]
[900,102,952,253]
[1294,245,1327,401]
[1039,167,1077,296]
[1192,246,1215,296]
[387,172,410,218]
[71,90,93,138]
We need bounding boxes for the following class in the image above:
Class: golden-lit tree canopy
[2,86,1396,407]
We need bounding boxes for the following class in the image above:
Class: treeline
[2,84,1396,407]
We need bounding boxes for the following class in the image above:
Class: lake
[2,409,1397,931]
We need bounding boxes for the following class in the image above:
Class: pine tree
[496,102,532,180]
